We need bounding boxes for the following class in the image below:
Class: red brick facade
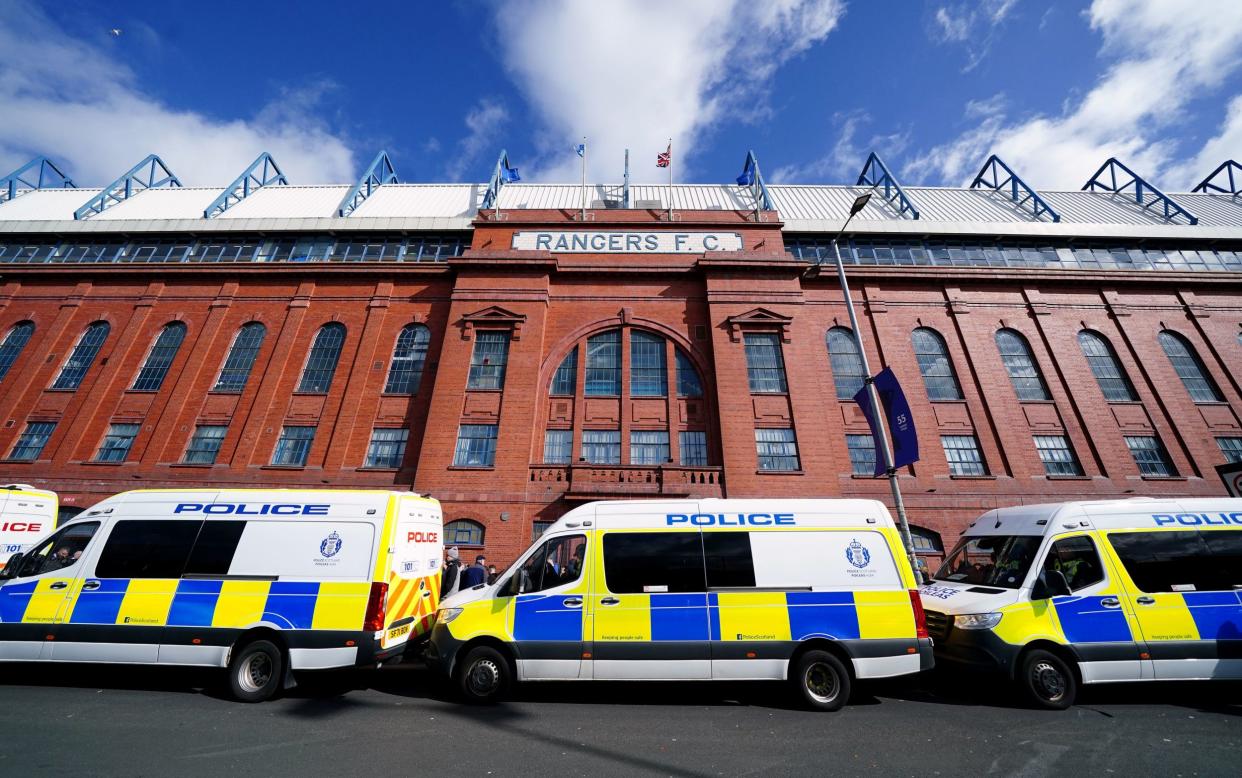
[0,208,1239,566]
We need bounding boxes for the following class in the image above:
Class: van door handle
[422,591,432,598]
[1136,596,1156,605]
[82,580,101,591]
[563,597,583,608]
[600,597,620,606]
[49,581,68,590]
[1100,597,1121,608]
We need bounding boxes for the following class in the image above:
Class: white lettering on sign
[512,231,743,254]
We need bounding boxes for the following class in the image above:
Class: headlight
[954,612,1002,630]
[437,607,464,624]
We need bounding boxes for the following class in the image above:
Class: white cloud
[772,111,909,183]
[907,0,1242,189]
[444,99,510,181]
[493,0,845,182]
[0,3,356,186]
[930,0,1018,71]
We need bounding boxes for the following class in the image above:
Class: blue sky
[1,1,1240,190]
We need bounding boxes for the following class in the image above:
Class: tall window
[272,426,316,466]
[679,431,707,466]
[8,421,56,461]
[183,425,227,464]
[467,331,509,390]
[630,430,670,465]
[95,423,140,463]
[1077,330,1137,401]
[52,321,110,390]
[846,433,876,475]
[826,327,864,399]
[1158,330,1223,403]
[1217,437,1242,464]
[298,323,346,393]
[131,322,187,391]
[1125,435,1176,477]
[745,332,788,393]
[756,428,800,471]
[676,350,703,398]
[911,327,962,400]
[543,429,572,464]
[214,322,266,393]
[995,329,1050,401]
[453,424,498,466]
[582,430,621,464]
[630,331,667,396]
[0,321,34,384]
[585,330,621,395]
[1034,435,1083,476]
[385,324,430,394]
[444,519,484,547]
[942,435,987,476]
[365,428,409,468]
[550,347,577,396]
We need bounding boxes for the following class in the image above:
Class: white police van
[0,485,57,569]
[0,488,443,701]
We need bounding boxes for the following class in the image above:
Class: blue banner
[853,367,919,476]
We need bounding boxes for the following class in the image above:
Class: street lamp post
[819,192,922,582]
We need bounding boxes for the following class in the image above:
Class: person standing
[461,554,487,588]
[486,564,499,585]
[442,547,461,596]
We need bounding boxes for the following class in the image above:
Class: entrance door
[0,521,101,660]
[509,533,590,680]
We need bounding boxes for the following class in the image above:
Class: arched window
[385,324,430,394]
[214,322,267,393]
[995,328,1050,401]
[298,323,346,393]
[444,519,485,547]
[630,330,667,396]
[826,327,865,400]
[676,349,703,398]
[1077,330,1137,401]
[1158,330,1223,403]
[585,329,621,396]
[911,327,962,400]
[52,321,110,390]
[550,346,577,395]
[0,321,34,384]
[131,322,187,391]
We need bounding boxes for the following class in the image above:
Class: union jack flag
[656,143,670,168]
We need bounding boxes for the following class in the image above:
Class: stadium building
[0,150,1240,567]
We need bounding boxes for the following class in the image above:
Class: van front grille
[924,610,952,642]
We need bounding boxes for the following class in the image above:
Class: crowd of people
[439,547,498,598]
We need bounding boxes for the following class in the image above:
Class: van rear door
[384,498,444,649]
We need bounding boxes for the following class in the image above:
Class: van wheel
[228,639,283,703]
[793,650,851,712]
[1020,649,1076,710]
[456,646,511,704]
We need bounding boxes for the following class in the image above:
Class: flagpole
[667,137,673,221]
[581,136,587,221]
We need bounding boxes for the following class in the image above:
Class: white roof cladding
[1,182,1240,241]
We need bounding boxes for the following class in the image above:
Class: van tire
[1019,648,1076,710]
[456,646,511,704]
[227,639,283,703]
[792,650,850,712]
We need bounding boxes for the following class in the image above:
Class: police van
[0,485,57,569]
[0,488,443,702]
[427,498,932,711]
[920,498,1242,709]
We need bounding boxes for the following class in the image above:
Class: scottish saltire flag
[656,143,670,168]
[503,161,521,183]
[575,143,585,158]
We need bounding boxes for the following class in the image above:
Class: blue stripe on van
[1053,596,1132,643]
[651,593,711,641]
[68,579,129,624]
[0,580,37,622]
[166,580,223,627]
[513,594,583,641]
[786,591,859,640]
[263,582,320,629]
[1183,591,1242,641]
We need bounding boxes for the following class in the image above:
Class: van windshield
[934,535,1042,589]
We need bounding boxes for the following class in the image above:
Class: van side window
[513,534,586,594]
[602,532,705,594]
[1042,535,1104,591]
[16,522,100,577]
[704,532,756,588]
[1200,531,1242,590]
[96,520,201,579]
[183,521,246,576]
[1108,531,1214,593]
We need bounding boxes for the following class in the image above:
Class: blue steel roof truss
[1,156,76,204]
[969,154,1060,222]
[736,150,774,214]
[73,154,181,220]
[1192,160,1242,196]
[856,152,919,219]
[336,150,398,217]
[1082,157,1198,225]
[203,152,288,219]
[481,150,520,211]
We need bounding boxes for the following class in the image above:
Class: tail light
[363,581,388,632]
[909,589,929,639]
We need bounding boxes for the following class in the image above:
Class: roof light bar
[73,154,181,220]
[203,152,288,218]
[1192,160,1242,196]
[970,154,1060,222]
[337,150,398,217]
[856,152,919,220]
[1,156,76,204]
[1082,157,1197,225]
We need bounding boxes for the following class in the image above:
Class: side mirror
[1031,569,1072,600]
[0,553,22,580]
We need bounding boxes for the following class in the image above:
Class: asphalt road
[0,662,1237,777]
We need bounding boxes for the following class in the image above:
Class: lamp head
[849,192,872,216]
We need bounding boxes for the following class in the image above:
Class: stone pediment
[460,305,528,340]
[724,307,793,342]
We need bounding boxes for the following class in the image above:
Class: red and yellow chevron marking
[386,571,441,640]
